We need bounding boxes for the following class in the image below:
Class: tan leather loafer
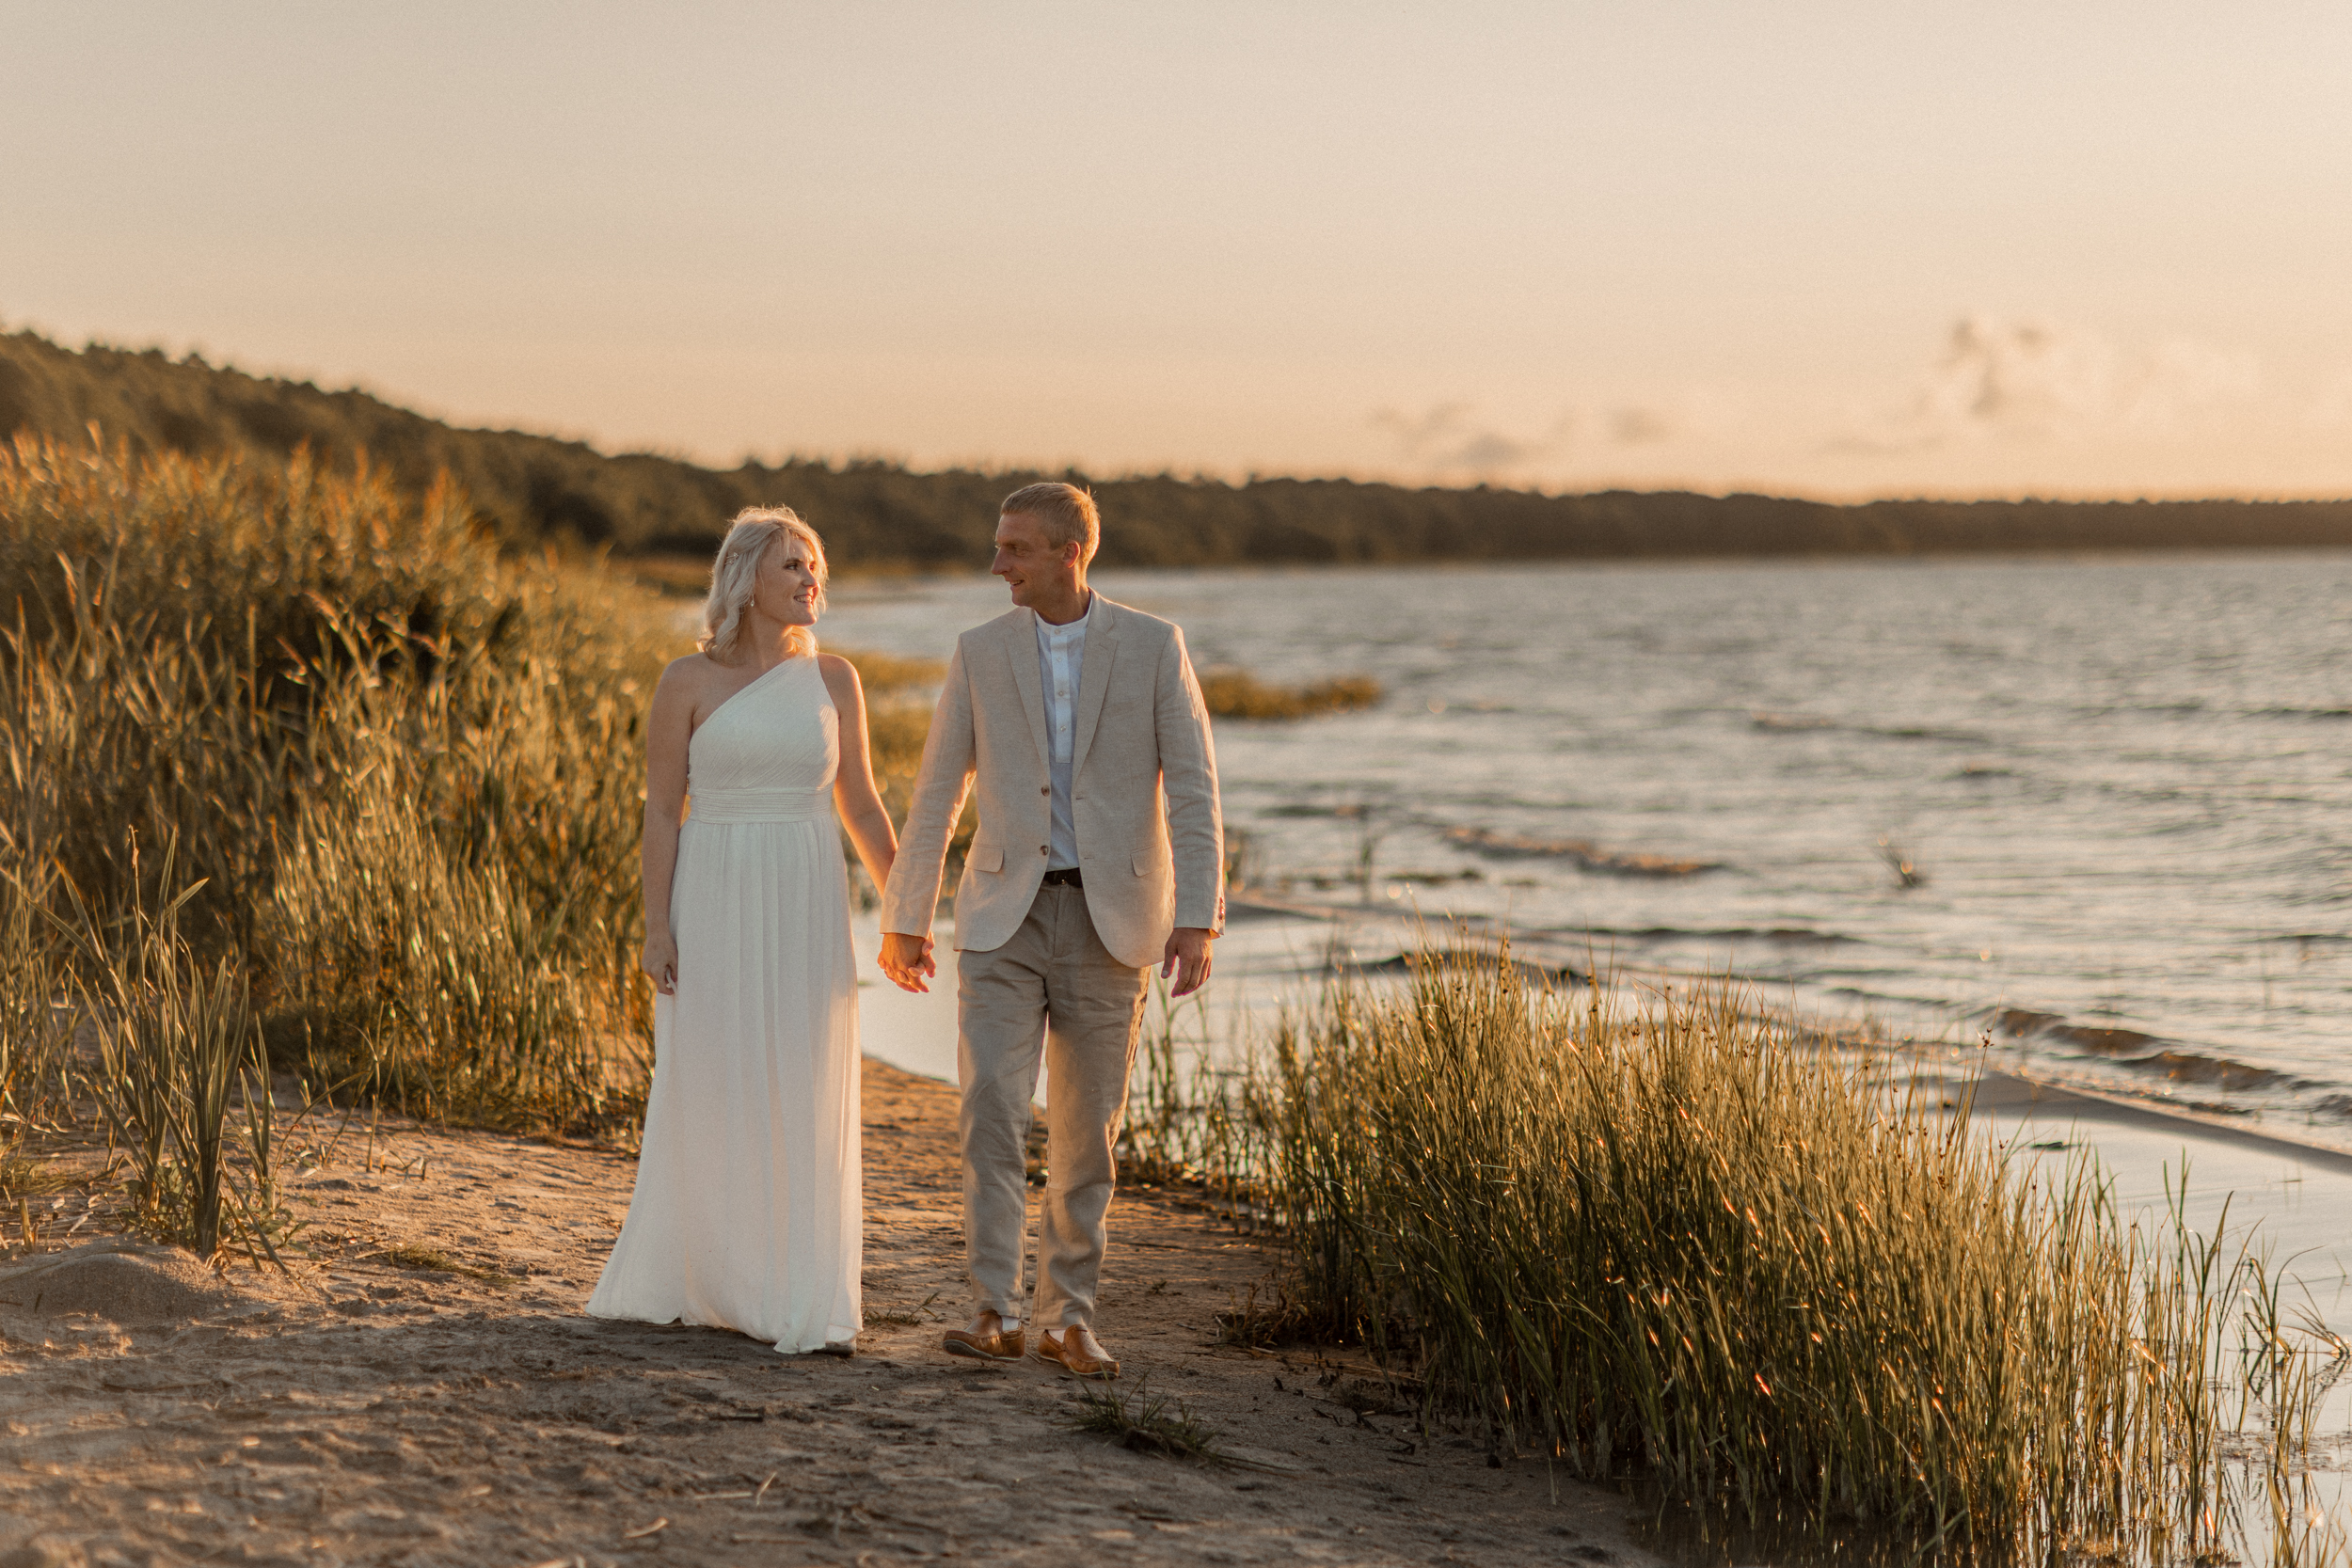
[943,1323,1025,1361]
[1035,1325,1120,1380]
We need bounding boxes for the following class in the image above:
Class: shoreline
[1217,892,2352,1165]
[1060,893,2352,1344]
[857,893,2352,1182]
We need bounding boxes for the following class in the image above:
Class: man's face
[990,511,1077,607]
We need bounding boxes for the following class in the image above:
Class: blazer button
[1040,846,1049,856]
[1041,786,1050,795]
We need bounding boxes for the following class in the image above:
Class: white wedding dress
[588,654,863,1352]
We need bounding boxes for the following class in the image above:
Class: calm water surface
[821,553,2352,1143]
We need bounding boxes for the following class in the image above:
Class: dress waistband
[688,785,831,824]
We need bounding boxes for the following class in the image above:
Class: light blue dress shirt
[1034,596,1090,871]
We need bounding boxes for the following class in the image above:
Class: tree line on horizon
[7,326,2350,568]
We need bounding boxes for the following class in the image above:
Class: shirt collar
[1036,595,1092,641]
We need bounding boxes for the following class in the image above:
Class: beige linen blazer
[880,595,1225,969]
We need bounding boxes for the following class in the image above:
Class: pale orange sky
[6,2,2351,499]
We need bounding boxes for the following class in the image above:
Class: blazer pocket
[973,845,1006,874]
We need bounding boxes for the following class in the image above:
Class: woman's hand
[643,931,679,996]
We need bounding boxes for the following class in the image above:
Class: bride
[588,507,898,1354]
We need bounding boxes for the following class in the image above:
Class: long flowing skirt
[587,817,862,1352]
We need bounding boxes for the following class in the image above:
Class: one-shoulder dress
[588,654,863,1352]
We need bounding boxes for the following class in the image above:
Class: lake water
[821,551,2352,1149]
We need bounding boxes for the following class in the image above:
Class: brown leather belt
[1041,866,1084,888]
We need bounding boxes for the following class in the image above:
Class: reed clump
[1155,936,2344,1559]
[68,865,291,1262]
[1196,667,1381,721]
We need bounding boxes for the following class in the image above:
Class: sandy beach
[0,1058,1664,1568]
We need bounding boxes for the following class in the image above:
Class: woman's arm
[820,655,899,894]
[641,657,697,995]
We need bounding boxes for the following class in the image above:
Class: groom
[878,482,1223,1380]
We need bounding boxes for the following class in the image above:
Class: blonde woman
[589,508,898,1355]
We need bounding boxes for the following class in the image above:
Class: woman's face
[751,532,821,627]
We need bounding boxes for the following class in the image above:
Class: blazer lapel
[1070,595,1120,782]
[1003,610,1051,775]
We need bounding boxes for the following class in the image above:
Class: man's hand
[1159,927,1215,997]
[880,930,937,993]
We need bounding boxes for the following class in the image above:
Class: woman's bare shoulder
[651,651,727,708]
[815,652,864,689]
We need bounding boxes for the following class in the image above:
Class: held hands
[643,932,679,996]
[879,930,937,993]
[1161,927,1215,997]
[882,928,1205,993]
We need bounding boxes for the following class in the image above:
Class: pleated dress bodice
[685,654,839,824]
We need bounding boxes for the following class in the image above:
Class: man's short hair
[1000,482,1100,564]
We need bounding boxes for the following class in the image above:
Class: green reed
[64,865,287,1262]
[1119,978,1254,1227]
[1136,934,2346,1559]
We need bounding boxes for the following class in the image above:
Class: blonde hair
[699,508,828,660]
[1000,481,1101,564]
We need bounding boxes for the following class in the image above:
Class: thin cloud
[1372,400,1683,477]
[1608,406,1677,445]
[1833,315,2259,454]
[1371,403,1564,473]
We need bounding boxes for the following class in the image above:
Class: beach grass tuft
[63,854,289,1263]
[378,1243,507,1283]
[862,1290,943,1328]
[1064,1375,1228,1464]
[1129,932,2348,1559]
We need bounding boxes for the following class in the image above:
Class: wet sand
[1931,1065,2352,1346]
[0,1059,1661,1568]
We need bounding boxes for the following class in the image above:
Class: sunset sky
[7,2,2350,499]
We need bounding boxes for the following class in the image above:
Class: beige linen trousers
[880,596,1223,1329]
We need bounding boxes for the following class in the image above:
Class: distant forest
[7,327,2351,569]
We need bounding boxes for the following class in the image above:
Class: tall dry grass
[1135,937,2347,1559]
[0,434,675,1154]
[0,859,72,1148]
[0,432,976,1258]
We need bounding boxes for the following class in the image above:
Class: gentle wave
[1534,924,1857,945]
[1750,710,1991,744]
[1994,1008,2311,1096]
[1443,826,1723,878]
